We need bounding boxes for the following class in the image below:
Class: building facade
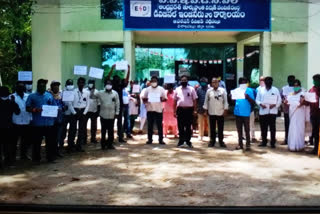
[32,0,320,89]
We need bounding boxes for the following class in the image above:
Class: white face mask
[239,84,247,90]
[66,85,74,90]
[105,85,112,90]
[151,82,157,88]
[1,96,9,101]
[26,85,32,90]
[88,84,94,89]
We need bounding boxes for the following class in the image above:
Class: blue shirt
[26,92,56,127]
[234,87,255,117]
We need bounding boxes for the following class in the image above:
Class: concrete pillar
[124,31,135,81]
[237,41,244,83]
[259,32,272,77]
[307,3,320,89]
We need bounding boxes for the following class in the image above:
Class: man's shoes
[20,155,31,161]
[57,152,64,158]
[186,142,193,148]
[271,144,276,149]
[47,159,57,164]
[307,150,317,155]
[127,134,133,139]
[245,147,251,151]
[91,140,98,144]
[119,139,127,143]
[281,140,288,145]
[159,141,166,145]
[76,147,85,152]
[235,145,243,150]
[177,141,184,147]
[220,142,227,148]
[146,141,152,144]
[107,144,116,150]
[258,143,267,147]
[208,142,215,147]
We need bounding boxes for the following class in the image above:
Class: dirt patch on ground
[1,119,320,206]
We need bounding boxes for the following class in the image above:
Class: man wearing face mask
[69,77,89,152]
[196,77,210,141]
[233,77,255,151]
[12,81,33,161]
[90,79,120,150]
[107,64,130,143]
[143,76,167,145]
[26,79,57,163]
[61,79,77,153]
[174,75,198,148]
[307,74,320,155]
[0,86,20,168]
[280,75,295,145]
[84,79,100,144]
[256,77,281,148]
[24,81,33,94]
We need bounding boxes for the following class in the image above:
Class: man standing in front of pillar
[255,77,282,148]
[280,75,295,145]
[174,75,198,148]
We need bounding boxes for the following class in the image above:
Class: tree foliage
[0,0,34,90]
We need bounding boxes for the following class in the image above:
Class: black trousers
[147,111,163,143]
[235,116,250,148]
[31,126,55,162]
[69,108,86,149]
[311,115,320,153]
[177,107,194,144]
[284,113,290,142]
[209,115,224,144]
[116,106,124,140]
[61,114,75,148]
[84,111,99,142]
[12,124,31,160]
[0,128,12,166]
[100,118,115,148]
[259,114,277,145]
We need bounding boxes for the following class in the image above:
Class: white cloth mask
[105,85,112,90]
[88,84,94,89]
[151,82,157,87]
[66,85,74,90]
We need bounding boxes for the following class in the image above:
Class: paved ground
[1,116,320,206]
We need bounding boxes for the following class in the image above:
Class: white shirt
[256,86,282,115]
[73,88,90,114]
[203,87,228,116]
[84,88,99,113]
[12,93,32,125]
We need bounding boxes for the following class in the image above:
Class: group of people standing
[1,67,319,168]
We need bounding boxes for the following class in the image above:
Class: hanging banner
[124,0,271,31]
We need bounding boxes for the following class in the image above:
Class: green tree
[0,0,34,90]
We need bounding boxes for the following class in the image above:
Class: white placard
[62,91,75,102]
[164,75,175,83]
[132,84,140,93]
[41,105,58,117]
[287,95,301,105]
[231,88,245,100]
[148,92,161,103]
[18,71,32,81]
[263,94,278,105]
[89,67,104,79]
[74,65,87,76]
[116,61,128,70]
[282,86,294,96]
[123,96,129,104]
[304,92,317,103]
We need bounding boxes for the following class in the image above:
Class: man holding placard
[143,76,167,145]
[26,79,57,163]
[307,74,320,155]
[256,77,281,148]
[280,75,295,145]
[233,77,255,151]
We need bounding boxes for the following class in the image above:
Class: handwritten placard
[231,89,245,100]
[41,105,58,117]
[89,67,104,79]
[263,94,277,105]
[132,84,140,93]
[164,74,175,83]
[74,65,87,76]
[62,91,75,102]
[116,61,128,70]
[148,92,161,103]
[18,71,32,81]
[305,92,317,103]
[282,86,294,96]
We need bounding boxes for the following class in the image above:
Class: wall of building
[271,43,308,89]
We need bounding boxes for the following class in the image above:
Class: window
[101,0,123,19]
